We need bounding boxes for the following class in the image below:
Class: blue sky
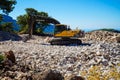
[9,0,120,31]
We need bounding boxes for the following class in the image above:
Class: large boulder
[116,36,120,43]
[4,50,16,63]
[43,70,64,80]
[111,35,120,43]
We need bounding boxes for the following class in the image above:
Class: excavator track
[49,38,82,45]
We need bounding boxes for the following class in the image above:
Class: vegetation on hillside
[0,14,16,33]
[0,0,17,33]
[92,28,120,33]
[0,22,14,33]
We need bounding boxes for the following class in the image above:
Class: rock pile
[0,30,120,79]
[84,30,120,43]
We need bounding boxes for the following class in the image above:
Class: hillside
[91,28,120,33]
[1,14,19,31]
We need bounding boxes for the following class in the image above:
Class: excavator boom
[27,15,84,45]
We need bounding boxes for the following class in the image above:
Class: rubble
[0,30,120,79]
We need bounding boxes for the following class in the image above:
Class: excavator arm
[27,15,60,38]
[27,15,84,45]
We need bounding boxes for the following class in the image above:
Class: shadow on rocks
[42,43,91,46]
[0,31,22,41]
[80,43,91,46]
[66,43,91,46]
[70,76,85,80]
[43,70,64,80]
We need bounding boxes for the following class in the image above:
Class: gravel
[0,31,120,79]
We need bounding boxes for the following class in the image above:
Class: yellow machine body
[54,24,84,38]
[49,24,84,45]
[55,30,80,37]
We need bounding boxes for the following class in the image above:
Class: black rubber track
[50,38,82,45]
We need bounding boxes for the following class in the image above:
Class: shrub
[0,54,5,63]
[0,22,14,33]
[80,65,120,80]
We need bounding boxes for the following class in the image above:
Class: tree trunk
[28,15,35,39]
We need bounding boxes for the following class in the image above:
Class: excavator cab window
[54,25,68,34]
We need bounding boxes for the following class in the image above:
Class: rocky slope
[0,30,120,80]
[83,30,120,43]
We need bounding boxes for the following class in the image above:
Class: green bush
[0,22,14,33]
[0,54,5,63]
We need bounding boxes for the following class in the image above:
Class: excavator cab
[54,24,70,34]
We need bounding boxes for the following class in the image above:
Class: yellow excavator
[28,15,84,45]
[49,24,84,45]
